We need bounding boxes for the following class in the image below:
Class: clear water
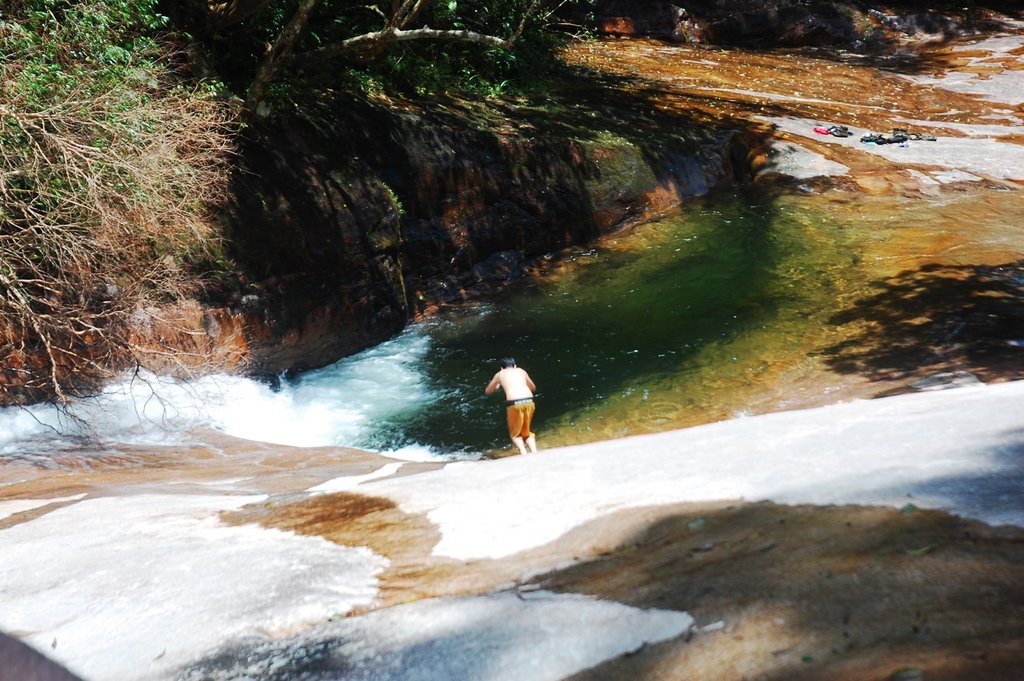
[303,183,1022,457]
[297,186,866,455]
[348,186,811,450]
[3,185,1021,461]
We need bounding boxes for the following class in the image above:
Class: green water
[355,186,879,455]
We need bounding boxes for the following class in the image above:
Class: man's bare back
[484,358,538,454]
[485,366,536,400]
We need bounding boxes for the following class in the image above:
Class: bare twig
[0,45,238,403]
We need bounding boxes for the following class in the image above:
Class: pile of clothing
[813,124,939,145]
[813,125,852,137]
[860,128,937,145]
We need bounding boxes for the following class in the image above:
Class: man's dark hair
[499,357,516,369]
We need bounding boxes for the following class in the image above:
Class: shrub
[0,0,237,402]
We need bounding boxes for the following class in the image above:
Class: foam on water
[0,326,452,460]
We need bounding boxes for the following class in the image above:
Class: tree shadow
[177,423,1024,679]
[819,261,1024,386]
[880,426,1024,528]
[541,500,1024,681]
[176,586,687,680]
[176,497,1024,680]
[178,499,1024,680]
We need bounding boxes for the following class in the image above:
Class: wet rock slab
[5,18,1024,681]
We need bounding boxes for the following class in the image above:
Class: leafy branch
[1,2,237,403]
[223,0,548,111]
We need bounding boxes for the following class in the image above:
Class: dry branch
[0,53,238,404]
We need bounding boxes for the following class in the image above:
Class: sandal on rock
[860,133,886,144]
[828,125,852,137]
[908,133,937,141]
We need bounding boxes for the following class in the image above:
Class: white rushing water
[0,326,453,461]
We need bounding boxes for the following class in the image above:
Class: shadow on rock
[545,502,1024,681]
[818,261,1024,386]
[180,499,1024,680]
[888,426,1024,528]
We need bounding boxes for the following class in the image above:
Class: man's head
[499,357,516,369]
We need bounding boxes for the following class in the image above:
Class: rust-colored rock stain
[223,491,465,609]
[562,38,1024,191]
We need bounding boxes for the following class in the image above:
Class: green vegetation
[171,0,588,109]
[0,0,587,401]
[0,0,236,401]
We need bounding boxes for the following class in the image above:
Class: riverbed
[2,19,1024,681]
[4,28,1023,459]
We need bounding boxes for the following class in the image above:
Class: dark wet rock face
[688,0,865,47]
[212,94,754,375]
[219,113,410,374]
[0,77,756,400]
[566,0,860,44]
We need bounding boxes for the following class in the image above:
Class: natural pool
[5,28,1024,463]
[284,182,1024,456]
[2,182,1020,461]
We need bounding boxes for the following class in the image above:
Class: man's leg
[522,404,537,453]
[507,408,528,455]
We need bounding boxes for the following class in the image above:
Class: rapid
[3,31,1024,464]
[4,19,1024,681]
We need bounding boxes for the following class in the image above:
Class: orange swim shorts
[505,401,536,439]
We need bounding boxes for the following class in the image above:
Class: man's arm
[524,371,537,392]
[484,372,502,395]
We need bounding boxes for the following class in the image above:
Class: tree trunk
[245,0,322,113]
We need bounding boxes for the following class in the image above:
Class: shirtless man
[484,357,538,454]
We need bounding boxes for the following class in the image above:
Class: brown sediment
[537,502,1024,681]
[221,491,463,609]
[221,491,1024,680]
[0,434,402,528]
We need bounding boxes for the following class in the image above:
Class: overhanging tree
[181,0,560,112]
